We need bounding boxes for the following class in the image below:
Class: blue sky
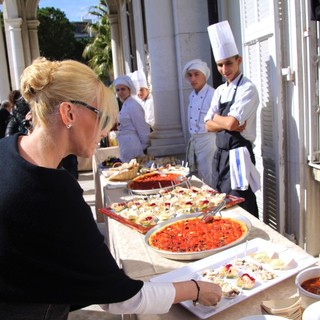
[38,0,100,22]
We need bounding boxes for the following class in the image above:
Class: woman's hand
[196,280,222,306]
[173,280,222,307]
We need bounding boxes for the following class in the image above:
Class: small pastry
[236,273,256,289]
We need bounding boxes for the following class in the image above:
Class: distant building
[72,21,94,40]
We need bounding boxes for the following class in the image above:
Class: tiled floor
[68,171,122,320]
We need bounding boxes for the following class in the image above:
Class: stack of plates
[260,297,302,320]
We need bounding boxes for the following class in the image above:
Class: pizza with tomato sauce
[128,172,186,190]
[148,216,248,252]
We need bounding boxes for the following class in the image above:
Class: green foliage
[37,7,90,62]
[82,0,113,84]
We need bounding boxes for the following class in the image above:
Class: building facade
[1,0,320,256]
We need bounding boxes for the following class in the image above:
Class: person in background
[114,75,151,162]
[0,57,221,319]
[0,100,13,138]
[59,154,79,180]
[205,21,260,217]
[131,69,155,129]
[183,59,216,186]
[5,91,31,136]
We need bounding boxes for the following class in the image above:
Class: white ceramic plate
[239,316,287,320]
[150,238,318,319]
[302,301,320,320]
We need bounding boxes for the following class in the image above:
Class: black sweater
[0,134,143,304]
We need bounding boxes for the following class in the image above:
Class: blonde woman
[0,57,221,320]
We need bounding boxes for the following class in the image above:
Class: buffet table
[99,174,318,320]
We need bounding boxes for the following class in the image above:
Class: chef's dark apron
[212,75,259,217]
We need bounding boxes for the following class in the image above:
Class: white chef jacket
[137,93,155,128]
[187,83,216,186]
[117,96,150,163]
[188,83,214,134]
[204,73,259,142]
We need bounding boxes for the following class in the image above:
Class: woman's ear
[59,102,73,127]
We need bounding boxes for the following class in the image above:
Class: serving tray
[99,190,245,234]
[144,212,252,260]
[150,238,318,319]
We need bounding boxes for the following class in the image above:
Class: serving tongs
[198,199,228,223]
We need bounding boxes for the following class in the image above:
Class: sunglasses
[70,100,101,117]
[70,100,109,127]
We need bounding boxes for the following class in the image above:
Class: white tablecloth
[99,175,318,320]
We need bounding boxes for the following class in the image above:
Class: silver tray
[145,212,252,260]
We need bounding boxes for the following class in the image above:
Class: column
[0,13,10,100]
[144,0,186,157]
[27,19,40,62]
[109,14,123,79]
[132,0,145,70]
[171,0,213,143]
[5,18,25,89]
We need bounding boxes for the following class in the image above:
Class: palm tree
[82,0,113,84]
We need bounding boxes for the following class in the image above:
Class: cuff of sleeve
[100,282,175,315]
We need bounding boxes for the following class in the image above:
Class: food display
[127,172,187,193]
[101,156,122,167]
[101,159,139,181]
[150,238,318,319]
[108,160,139,181]
[99,185,245,233]
[148,216,248,252]
[145,212,251,260]
[197,250,295,300]
[301,276,320,295]
[295,266,320,309]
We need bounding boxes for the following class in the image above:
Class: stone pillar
[171,0,213,143]
[109,14,123,79]
[143,0,186,156]
[0,14,10,100]
[132,0,145,70]
[119,1,131,73]
[5,18,25,89]
[26,19,40,62]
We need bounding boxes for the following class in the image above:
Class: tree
[82,0,113,84]
[37,7,89,61]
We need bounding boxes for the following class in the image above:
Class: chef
[114,75,150,163]
[204,20,260,217]
[129,69,155,129]
[183,59,216,186]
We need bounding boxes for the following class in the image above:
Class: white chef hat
[207,20,239,62]
[182,59,211,80]
[128,69,148,90]
[113,75,137,95]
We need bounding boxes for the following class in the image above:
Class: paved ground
[67,171,121,320]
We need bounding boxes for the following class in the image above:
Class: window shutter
[240,0,285,230]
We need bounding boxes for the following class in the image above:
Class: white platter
[239,316,287,320]
[150,238,318,319]
[302,301,320,320]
